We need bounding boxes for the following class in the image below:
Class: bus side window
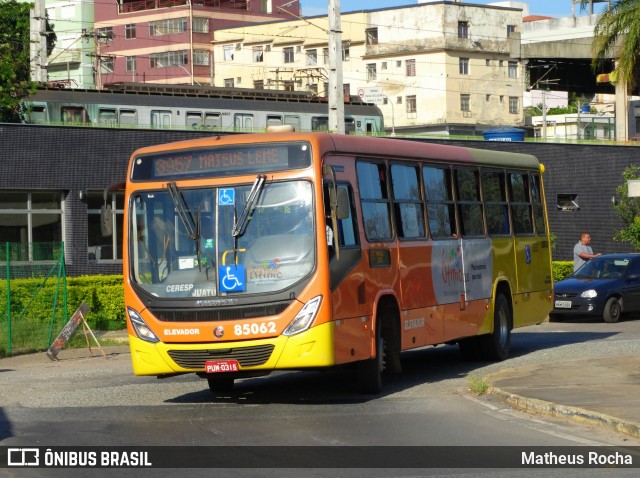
[454,168,484,237]
[530,172,546,235]
[356,161,393,242]
[423,165,457,238]
[390,163,425,239]
[508,171,534,235]
[481,169,510,236]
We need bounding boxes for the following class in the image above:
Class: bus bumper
[128,321,335,376]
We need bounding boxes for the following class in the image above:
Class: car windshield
[130,180,315,298]
[573,258,630,279]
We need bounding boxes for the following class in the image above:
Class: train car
[22,83,384,135]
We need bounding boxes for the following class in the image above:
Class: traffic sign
[357,87,384,105]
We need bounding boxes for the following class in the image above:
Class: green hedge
[0,275,125,331]
[552,261,574,283]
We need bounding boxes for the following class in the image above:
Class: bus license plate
[555,300,572,309]
[205,360,239,373]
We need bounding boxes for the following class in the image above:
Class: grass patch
[468,374,490,396]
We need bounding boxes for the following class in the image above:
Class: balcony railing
[119,0,248,14]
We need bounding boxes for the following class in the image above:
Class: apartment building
[31,1,297,89]
[212,2,525,134]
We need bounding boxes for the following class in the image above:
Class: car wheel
[603,297,621,323]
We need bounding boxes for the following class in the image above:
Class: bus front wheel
[357,321,384,394]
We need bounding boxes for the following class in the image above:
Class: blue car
[551,254,640,323]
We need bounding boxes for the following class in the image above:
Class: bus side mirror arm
[323,164,340,260]
[100,181,125,237]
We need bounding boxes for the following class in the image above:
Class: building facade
[212,2,525,134]
[93,0,299,87]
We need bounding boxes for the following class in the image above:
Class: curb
[490,386,640,440]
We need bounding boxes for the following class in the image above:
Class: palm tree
[580,0,640,88]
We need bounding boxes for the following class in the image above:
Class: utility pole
[328,0,345,134]
[29,0,48,82]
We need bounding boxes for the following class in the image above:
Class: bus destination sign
[132,143,311,180]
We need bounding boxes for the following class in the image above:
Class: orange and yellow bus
[111,132,553,393]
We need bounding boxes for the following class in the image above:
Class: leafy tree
[580,0,640,88]
[0,0,56,122]
[613,165,640,250]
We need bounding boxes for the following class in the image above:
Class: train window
[204,113,221,128]
[29,106,46,123]
[312,116,329,131]
[186,111,202,128]
[344,117,355,134]
[284,115,300,131]
[234,113,253,131]
[151,110,172,129]
[98,108,117,125]
[119,109,137,125]
[266,115,283,127]
[62,106,89,124]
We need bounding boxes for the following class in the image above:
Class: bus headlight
[581,289,598,299]
[283,296,322,336]
[127,307,159,343]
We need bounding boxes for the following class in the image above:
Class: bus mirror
[336,187,350,220]
[101,204,113,237]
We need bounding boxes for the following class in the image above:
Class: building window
[459,58,469,75]
[342,44,350,61]
[460,94,471,112]
[88,191,123,262]
[381,62,387,70]
[126,56,136,72]
[306,49,317,66]
[125,24,136,39]
[283,47,294,63]
[149,18,187,36]
[486,59,491,66]
[149,51,188,68]
[193,17,209,33]
[366,63,377,80]
[193,50,209,66]
[96,27,113,41]
[458,21,469,39]
[508,61,518,78]
[253,46,264,63]
[406,59,416,77]
[0,191,65,262]
[406,95,417,113]
[224,78,234,88]
[507,24,517,37]
[223,44,234,61]
[509,96,519,114]
[365,28,378,45]
[254,80,264,89]
[101,56,114,74]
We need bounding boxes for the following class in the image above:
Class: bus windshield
[130,180,315,298]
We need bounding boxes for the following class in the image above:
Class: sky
[300,1,608,18]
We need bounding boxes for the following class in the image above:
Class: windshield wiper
[232,175,265,237]
[166,182,203,269]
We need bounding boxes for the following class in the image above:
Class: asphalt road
[2,318,640,477]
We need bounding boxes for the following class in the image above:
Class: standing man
[573,232,601,271]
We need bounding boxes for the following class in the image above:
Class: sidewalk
[487,355,640,439]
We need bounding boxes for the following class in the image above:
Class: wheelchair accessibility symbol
[525,245,532,264]
[219,265,246,292]
[219,188,235,206]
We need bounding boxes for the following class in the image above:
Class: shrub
[552,261,573,282]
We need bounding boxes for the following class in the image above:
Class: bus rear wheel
[479,294,512,361]
[207,376,234,393]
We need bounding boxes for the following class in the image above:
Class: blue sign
[219,265,246,292]
[219,188,235,206]
[525,245,532,264]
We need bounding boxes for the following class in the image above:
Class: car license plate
[554,300,572,309]
[204,360,239,373]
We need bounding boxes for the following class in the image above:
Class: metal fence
[0,243,67,356]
